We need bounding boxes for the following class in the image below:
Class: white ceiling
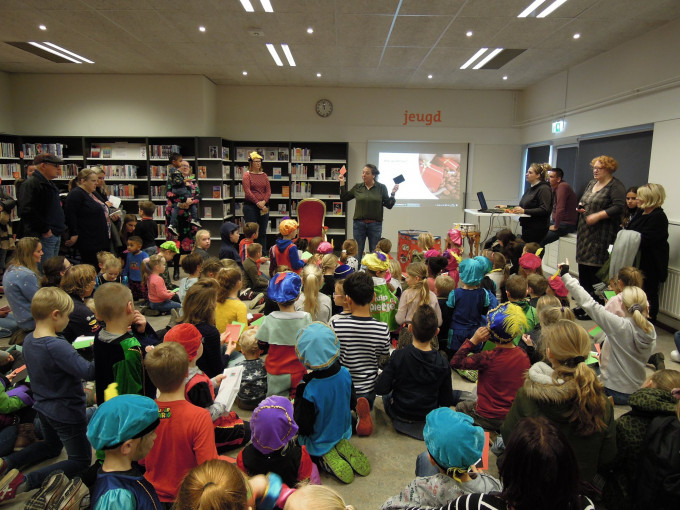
[1,0,679,90]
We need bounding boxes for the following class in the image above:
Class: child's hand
[248,475,269,501]
[522,334,533,347]
[558,258,570,277]
[470,327,490,345]
[214,374,226,387]
[220,330,231,344]
[225,338,238,356]
[145,345,155,353]
[6,354,13,364]
[131,310,147,332]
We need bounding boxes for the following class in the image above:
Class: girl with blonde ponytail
[563,267,657,405]
[395,262,442,349]
[294,264,332,323]
[502,319,615,484]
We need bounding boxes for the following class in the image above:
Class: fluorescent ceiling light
[43,42,94,63]
[518,0,547,18]
[199,26,206,32]
[573,33,580,39]
[460,48,488,69]
[473,48,503,69]
[503,75,508,80]
[242,71,248,75]
[266,43,283,66]
[428,74,433,79]
[260,0,273,12]
[537,0,568,18]
[466,31,473,37]
[39,25,46,30]
[281,44,295,66]
[29,42,82,64]
[307,27,314,34]
[240,0,254,12]
[316,73,321,78]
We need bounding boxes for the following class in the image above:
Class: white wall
[0,72,13,134]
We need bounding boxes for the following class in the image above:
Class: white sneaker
[671,350,680,363]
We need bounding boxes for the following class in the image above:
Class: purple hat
[250,396,298,454]
[268,271,302,303]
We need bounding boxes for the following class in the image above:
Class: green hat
[160,240,179,253]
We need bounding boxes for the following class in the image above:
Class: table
[463,209,528,249]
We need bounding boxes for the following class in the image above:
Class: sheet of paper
[73,336,95,349]
[108,196,122,209]
[340,165,347,175]
[214,365,244,410]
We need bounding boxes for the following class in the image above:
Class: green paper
[588,326,603,337]
[586,352,599,365]
[604,290,616,300]
[73,336,95,349]
[250,316,265,326]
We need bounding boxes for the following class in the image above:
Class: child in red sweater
[146,254,181,313]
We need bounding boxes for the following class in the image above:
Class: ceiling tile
[388,15,454,47]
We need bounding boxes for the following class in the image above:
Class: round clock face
[316,99,333,117]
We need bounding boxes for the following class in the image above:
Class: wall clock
[316,99,333,117]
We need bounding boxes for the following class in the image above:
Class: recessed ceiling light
[316,73,322,78]
[573,33,581,39]
[260,0,274,12]
[473,48,503,69]
[466,31,473,37]
[503,75,508,80]
[518,0,547,18]
[537,0,569,18]
[281,44,295,66]
[307,27,314,34]
[199,26,206,32]
[240,0,254,12]
[460,48,488,69]
[38,25,47,31]
[242,71,248,76]
[266,43,283,66]
[427,74,433,79]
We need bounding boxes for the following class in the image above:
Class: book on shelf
[1,143,16,158]
[152,204,164,220]
[234,166,245,179]
[273,167,282,179]
[150,185,166,200]
[278,148,289,161]
[204,206,212,219]
[149,145,181,159]
[234,183,244,198]
[282,185,290,198]
[222,165,230,179]
[21,143,67,158]
[236,148,247,161]
[90,145,101,158]
[291,164,307,179]
[150,166,167,179]
[198,166,207,178]
[108,184,136,198]
[212,186,221,199]
[313,165,327,180]
[101,165,138,179]
[277,203,287,215]
[0,163,20,180]
[222,203,231,217]
[332,202,343,215]
[234,202,243,216]
[209,146,219,159]
[221,147,229,160]
[291,200,297,215]
[330,167,341,180]
[102,146,112,158]
[222,184,230,198]
[291,147,311,162]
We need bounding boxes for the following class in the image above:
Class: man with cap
[382,408,501,509]
[18,153,66,263]
[88,394,162,509]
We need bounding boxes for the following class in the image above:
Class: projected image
[377,152,461,200]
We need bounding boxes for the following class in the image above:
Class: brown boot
[13,422,38,451]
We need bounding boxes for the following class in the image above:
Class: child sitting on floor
[239,222,259,261]
[527,273,548,308]
[164,323,250,453]
[340,239,359,272]
[215,266,248,332]
[273,220,305,274]
[243,243,269,294]
[295,264,332,323]
[236,328,267,411]
[395,262,442,350]
[237,395,318,486]
[146,254,181,314]
[435,274,455,350]
[177,252,202,303]
[294,322,370,484]
[361,251,399,332]
[505,274,538,344]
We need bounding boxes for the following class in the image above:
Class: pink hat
[448,228,462,245]
[519,253,542,271]
[317,241,333,254]
[548,275,568,297]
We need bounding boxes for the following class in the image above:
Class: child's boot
[334,439,371,476]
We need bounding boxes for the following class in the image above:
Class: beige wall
[0,72,12,134]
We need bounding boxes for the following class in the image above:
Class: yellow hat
[249,151,263,161]
[361,250,390,272]
[279,219,298,236]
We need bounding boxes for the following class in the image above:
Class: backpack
[635,415,680,509]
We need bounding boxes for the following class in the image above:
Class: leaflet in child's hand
[214,365,244,410]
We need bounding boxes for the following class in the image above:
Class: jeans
[415,451,439,477]
[243,201,269,251]
[0,313,18,338]
[149,300,182,313]
[0,425,17,458]
[4,412,92,491]
[674,331,680,352]
[353,220,382,257]
[40,234,61,266]
[170,203,198,227]
[541,222,577,247]
[604,387,630,406]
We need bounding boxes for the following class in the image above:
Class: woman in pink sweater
[243,151,271,250]
[147,254,181,313]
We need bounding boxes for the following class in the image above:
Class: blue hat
[459,258,485,286]
[295,322,340,370]
[487,302,528,344]
[251,396,299,454]
[474,255,493,274]
[334,264,354,279]
[424,408,484,470]
[268,271,302,303]
[87,394,159,450]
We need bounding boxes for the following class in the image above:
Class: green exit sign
[552,120,565,134]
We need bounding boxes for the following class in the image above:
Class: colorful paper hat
[250,396,299,454]
[519,253,542,271]
[279,219,298,236]
[295,322,340,370]
[459,258,485,286]
[268,271,302,303]
[164,323,203,361]
[361,250,389,272]
[474,255,493,274]
[448,228,462,245]
[159,240,180,254]
[249,151,263,161]
[334,264,354,279]
[487,302,528,344]
[424,408,484,471]
[548,274,568,297]
[317,241,333,254]
[87,394,159,450]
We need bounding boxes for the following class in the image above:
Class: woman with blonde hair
[2,237,42,334]
[513,162,553,243]
[294,264,331,323]
[502,319,615,485]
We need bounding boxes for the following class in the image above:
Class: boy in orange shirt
[239,222,259,261]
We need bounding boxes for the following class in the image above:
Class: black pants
[521,225,549,244]
[577,264,601,299]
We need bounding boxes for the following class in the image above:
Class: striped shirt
[330,314,390,394]
[405,493,595,510]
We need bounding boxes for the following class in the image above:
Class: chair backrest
[297,199,326,240]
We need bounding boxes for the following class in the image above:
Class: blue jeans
[353,220,382,257]
[415,451,439,477]
[604,387,631,406]
[0,425,17,458]
[0,313,18,338]
[243,201,269,252]
[149,300,182,313]
[675,331,680,352]
[4,412,91,491]
[40,234,61,266]
[541,222,577,247]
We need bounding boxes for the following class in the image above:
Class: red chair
[297,198,326,241]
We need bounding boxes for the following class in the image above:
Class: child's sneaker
[334,439,371,476]
[190,219,202,228]
[355,397,373,436]
[53,476,88,510]
[24,470,67,510]
[0,469,24,503]
[320,448,354,483]
[168,225,179,236]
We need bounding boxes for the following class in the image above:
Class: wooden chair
[297,198,326,241]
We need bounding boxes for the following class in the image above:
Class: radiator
[660,268,680,319]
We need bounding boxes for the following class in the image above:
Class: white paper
[108,196,122,209]
[214,365,244,410]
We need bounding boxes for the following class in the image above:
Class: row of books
[108,184,136,198]
[151,204,165,220]
[0,143,16,158]
[291,182,313,199]
[100,165,139,178]
[150,165,167,179]
[211,185,231,199]
[149,145,181,159]
[22,143,67,158]
[291,147,311,162]
[56,164,79,179]
[150,185,166,200]
[0,185,16,199]
[0,163,20,179]
[235,147,289,162]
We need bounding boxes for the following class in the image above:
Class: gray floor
[0,293,677,509]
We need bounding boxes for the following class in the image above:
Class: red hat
[164,323,203,361]
[519,253,542,271]
[548,275,568,298]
